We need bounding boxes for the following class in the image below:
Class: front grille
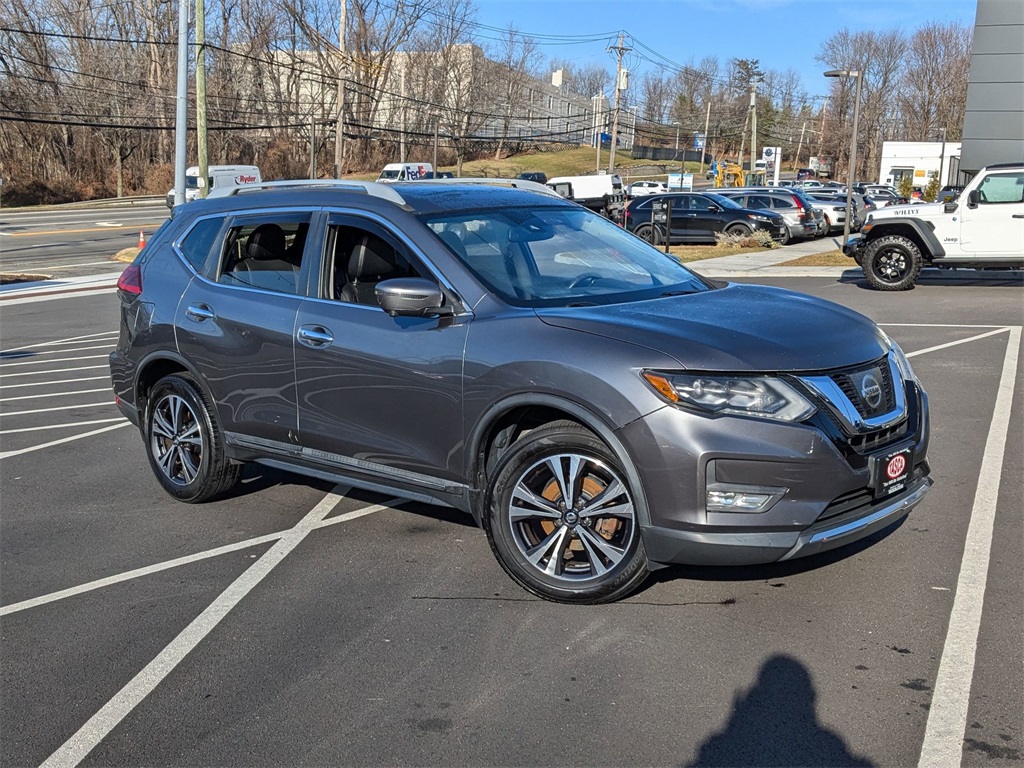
[818,487,874,522]
[832,359,896,419]
[847,419,909,454]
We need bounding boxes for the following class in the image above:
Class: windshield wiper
[659,289,697,297]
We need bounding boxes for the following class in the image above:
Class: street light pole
[825,69,863,250]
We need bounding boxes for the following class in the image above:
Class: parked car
[796,168,816,180]
[111,178,932,604]
[628,180,668,197]
[516,171,548,184]
[623,192,786,244]
[714,188,820,243]
[937,185,963,202]
[807,195,860,233]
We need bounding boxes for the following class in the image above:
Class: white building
[878,141,963,189]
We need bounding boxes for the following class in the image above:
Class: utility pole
[737,106,751,177]
[750,79,758,176]
[607,32,630,173]
[433,117,439,173]
[173,0,188,207]
[816,97,828,158]
[399,64,407,163]
[333,0,347,178]
[593,94,602,172]
[310,110,317,177]
[938,126,947,187]
[699,101,711,175]
[196,0,208,197]
[794,120,807,169]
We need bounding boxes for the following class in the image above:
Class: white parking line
[906,328,1010,359]
[918,326,1021,767]
[0,331,117,353]
[1,343,115,357]
[0,376,110,391]
[0,421,130,460]
[882,323,1010,329]
[1,417,125,434]
[1,402,115,416]
[39,486,367,768]
[0,496,404,617]
[0,364,109,378]
[0,354,109,368]
[1,388,111,403]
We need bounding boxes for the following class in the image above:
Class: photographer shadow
[687,655,875,767]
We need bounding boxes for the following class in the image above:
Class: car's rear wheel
[145,374,241,502]
[634,223,662,246]
[484,421,649,604]
[862,235,923,291]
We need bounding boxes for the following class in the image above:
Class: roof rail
[404,177,562,198]
[209,179,409,206]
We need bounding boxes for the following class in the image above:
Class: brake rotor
[538,475,621,545]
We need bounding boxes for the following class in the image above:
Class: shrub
[898,176,914,200]
[714,229,779,249]
[923,176,940,202]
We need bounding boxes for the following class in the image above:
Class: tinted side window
[748,195,774,209]
[769,196,795,210]
[327,222,424,306]
[217,214,311,295]
[178,217,225,274]
[687,196,713,212]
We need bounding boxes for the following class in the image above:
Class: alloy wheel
[507,453,636,582]
[875,248,910,283]
[150,393,204,486]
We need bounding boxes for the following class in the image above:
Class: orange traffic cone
[138,230,146,249]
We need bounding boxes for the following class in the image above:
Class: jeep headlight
[641,371,816,422]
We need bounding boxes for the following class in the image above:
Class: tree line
[0,0,972,204]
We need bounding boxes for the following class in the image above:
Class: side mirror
[375,278,451,318]
[967,189,979,208]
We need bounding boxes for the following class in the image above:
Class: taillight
[117,264,143,296]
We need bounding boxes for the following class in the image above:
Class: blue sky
[472,0,979,98]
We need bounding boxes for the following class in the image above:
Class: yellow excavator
[713,162,766,188]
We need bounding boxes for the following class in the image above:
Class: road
[0,202,168,279]
[0,274,1020,767]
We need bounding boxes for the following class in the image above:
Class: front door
[958,170,1024,256]
[174,210,315,446]
[294,213,470,489]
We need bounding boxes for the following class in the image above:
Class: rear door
[174,209,317,447]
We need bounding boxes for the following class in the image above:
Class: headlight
[641,371,816,422]
[889,340,917,383]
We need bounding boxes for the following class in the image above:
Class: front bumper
[842,235,866,259]
[617,380,931,568]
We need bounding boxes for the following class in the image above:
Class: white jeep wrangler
[844,163,1024,290]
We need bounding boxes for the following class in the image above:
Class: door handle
[298,325,334,347]
[1012,214,1024,219]
[185,304,215,322]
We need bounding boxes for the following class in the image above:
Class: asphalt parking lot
[1,276,1021,767]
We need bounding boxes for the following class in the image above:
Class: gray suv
[111,179,933,604]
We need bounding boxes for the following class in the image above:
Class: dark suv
[111,179,932,604]
[623,192,786,245]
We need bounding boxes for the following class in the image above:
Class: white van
[376,163,434,183]
[166,165,262,207]
[546,173,625,220]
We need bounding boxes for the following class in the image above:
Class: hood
[535,283,888,372]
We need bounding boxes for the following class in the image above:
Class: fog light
[706,484,786,514]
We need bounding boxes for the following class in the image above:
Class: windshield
[422,206,710,307]
[378,169,401,180]
[705,193,742,209]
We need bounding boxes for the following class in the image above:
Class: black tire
[823,214,832,232]
[635,223,662,246]
[483,420,649,604]
[725,224,750,237]
[780,226,792,245]
[145,374,241,502]
[862,234,923,291]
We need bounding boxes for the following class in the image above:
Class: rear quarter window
[177,216,225,274]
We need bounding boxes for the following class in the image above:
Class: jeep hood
[535,283,888,372]
[871,202,944,220]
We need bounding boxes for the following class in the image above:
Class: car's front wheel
[145,374,241,502]
[862,235,923,291]
[484,421,649,604]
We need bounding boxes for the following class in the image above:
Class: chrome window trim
[798,355,907,434]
